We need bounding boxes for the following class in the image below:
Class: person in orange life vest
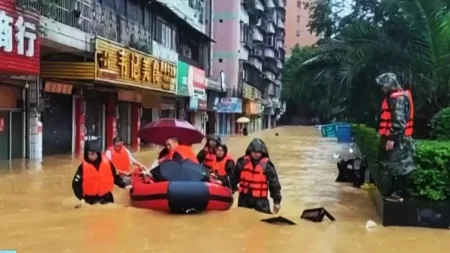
[232,138,282,214]
[105,136,147,185]
[72,141,131,206]
[165,137,198,163]
[197,134,222,169]
[376,73,415,202]
[210,143,235,189]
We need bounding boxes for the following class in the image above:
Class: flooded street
[0,126,449,252]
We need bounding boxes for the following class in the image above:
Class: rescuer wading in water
[72,141,131,206]
[376,72,415,202]
[232,138,282,214]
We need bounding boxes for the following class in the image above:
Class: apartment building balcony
[266,19,276,34]
[277,17,284,30]
[242,32,254,49]
[265,8,277,25]
[264,47,276,59]
[255,0,265,12]
[277,59,283,70]
[248,56,263,72]
[263,60,278,75]
[276,0,286,10]
[276,38,284,50]
[256,18,268,33]
[17,0,94,51]
[251,47,264,59]
[253,27,264,43]
[267,82,275,96]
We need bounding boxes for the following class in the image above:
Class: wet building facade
[0,0,40,160]
[0,0,281,161]
[212,0,285,135]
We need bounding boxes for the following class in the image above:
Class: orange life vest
[378,89,414,137]
[212,155,233,177]
[238,156,269,198]
[203,148,216,169]
[107,146,131,172]
[82,155,114,196]
[169,145,199,163]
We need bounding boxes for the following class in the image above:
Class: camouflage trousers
[376,136,416,196]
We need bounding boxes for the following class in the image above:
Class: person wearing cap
[232,138,282,214]
[72,141,131,206]
[376,72,415,202]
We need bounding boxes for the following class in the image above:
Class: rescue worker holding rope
[376,72,416,202]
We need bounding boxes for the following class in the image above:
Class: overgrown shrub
[429,107,450,140]
[353,124,450,201]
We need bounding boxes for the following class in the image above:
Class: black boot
[384,176,408,202]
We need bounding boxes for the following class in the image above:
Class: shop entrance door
[10,111,23,159]
[0,111,10,160]
[42,93,73,155]
[85,91,106,149]
[117,102,131,144]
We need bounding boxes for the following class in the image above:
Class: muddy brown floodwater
[0,126,449,252]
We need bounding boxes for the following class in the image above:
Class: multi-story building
[212,0,285,135]
[7,0,211,160]
[285,0,317,56]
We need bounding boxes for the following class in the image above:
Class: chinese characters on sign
[0,10,36,57]
[44,81,73,95]
[95,38,176,93]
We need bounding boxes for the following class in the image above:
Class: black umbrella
[151,160,210,182]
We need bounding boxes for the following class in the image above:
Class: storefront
[206,71,226,135]
[215,97,243,135]
[117,90,142,145]
[242,83,263,133]
[41,37,176,153]
[0,1,40,160]
[244,100,263,132]
[41,82,74,155]
[177,60,207,133]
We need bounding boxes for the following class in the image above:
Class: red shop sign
[0,0,40,75]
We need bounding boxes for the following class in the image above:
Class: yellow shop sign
[95,37,176,92]
[243,83,261,100]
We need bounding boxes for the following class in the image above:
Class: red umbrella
[138,118,205,146]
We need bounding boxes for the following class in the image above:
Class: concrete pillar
[27,80,42,160]
[131,103,140,150]
[105,93,117,149]
[74,96,85,156]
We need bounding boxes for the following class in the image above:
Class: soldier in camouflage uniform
[376,73,415,202]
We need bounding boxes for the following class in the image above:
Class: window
[297,15,300,23]
[117,0,126,16]
[296,30,300,37]
[127,0,138,21]
[265,35,274,46]
[198,8,204,24]
[189,0,196,8]
[297,0,301,8]
[154,18,177,50]
[103,0,115,9]
[240,22,245,42]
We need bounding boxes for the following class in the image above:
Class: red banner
[0,0,40,75]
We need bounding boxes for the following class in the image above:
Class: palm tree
[295,0,450,133]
